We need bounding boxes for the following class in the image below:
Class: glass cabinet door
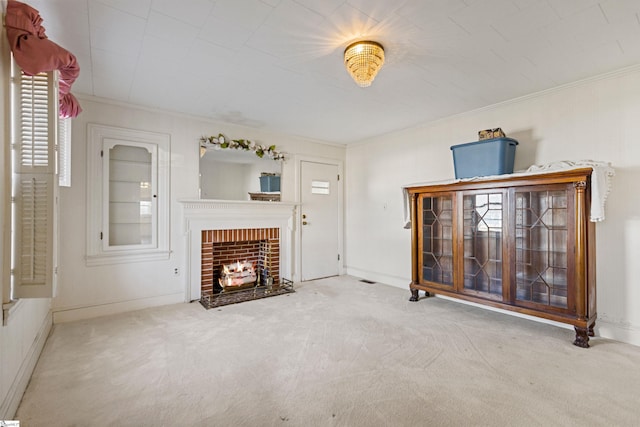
[107,144,153,247]
[462,192,504,299]
[515,188,570,309]
[420,194,454,287]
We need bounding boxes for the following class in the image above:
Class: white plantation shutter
[17,72,55,171]
[58,117,71,187]
[12,63,58,298]
[15,176,53,289]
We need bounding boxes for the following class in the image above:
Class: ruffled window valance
[5,0,82,118]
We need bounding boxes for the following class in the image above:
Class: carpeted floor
[16,276,640,426]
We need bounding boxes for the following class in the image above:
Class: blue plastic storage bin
[259,175,280,192]
[450,137,518,179]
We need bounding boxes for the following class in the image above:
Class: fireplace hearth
[200,278,294,309]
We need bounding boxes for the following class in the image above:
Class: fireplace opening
[203,236,279,294]
[219,260,257,290]
[200,228,293,308]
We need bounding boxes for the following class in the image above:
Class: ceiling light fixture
[344,40,385,88]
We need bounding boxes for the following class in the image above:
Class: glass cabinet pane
[421,195,453,286]
[462,192,503,297]
[108,144,153,246]
[515,190,568,308]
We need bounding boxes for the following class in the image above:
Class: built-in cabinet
[406,168,596,347]
[86,124,170,265]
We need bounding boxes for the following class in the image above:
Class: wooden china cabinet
[406,168,596,347]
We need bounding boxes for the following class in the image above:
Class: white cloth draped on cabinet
[402,160,615,228]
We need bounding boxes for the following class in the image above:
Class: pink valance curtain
[5,0,82,118]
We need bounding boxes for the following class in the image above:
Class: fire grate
[200,278,294,309]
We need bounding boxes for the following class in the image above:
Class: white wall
[0,299,51,418]
[345,66,640,346]
[54,97,345,321]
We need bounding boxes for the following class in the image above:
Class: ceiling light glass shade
[344,41,385,87]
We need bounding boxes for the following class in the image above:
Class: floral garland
[199,133,285,160]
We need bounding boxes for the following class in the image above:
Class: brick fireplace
[180,199,297,301]
[201,228,280,295]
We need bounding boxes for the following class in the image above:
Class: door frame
[293,154,344,281]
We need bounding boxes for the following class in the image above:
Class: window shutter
[58,117,71,187]
[12,64,57,298]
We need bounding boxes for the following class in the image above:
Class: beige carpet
[16,276,640,426]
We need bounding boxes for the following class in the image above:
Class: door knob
[302,214,307,219]
[302,221,308,225]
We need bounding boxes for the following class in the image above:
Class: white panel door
[300,161,339,281]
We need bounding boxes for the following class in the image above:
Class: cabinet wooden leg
[409,288,419,302]
[573,326,590,348]
[588,321,595,337]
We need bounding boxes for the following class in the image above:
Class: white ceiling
[27,0,640,144]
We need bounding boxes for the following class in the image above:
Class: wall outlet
[173,267,180,276]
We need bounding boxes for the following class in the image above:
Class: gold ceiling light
[344,40,385,87]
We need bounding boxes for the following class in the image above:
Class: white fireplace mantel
[180,199,298,301]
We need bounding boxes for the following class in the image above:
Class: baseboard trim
[53,293,185,323]
[0,308,52,419]
[345,267,409,290]
[596,319,640,347]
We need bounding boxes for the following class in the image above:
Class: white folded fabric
[525,160,615,222]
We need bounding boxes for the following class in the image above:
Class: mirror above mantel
[199,147,283,201]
